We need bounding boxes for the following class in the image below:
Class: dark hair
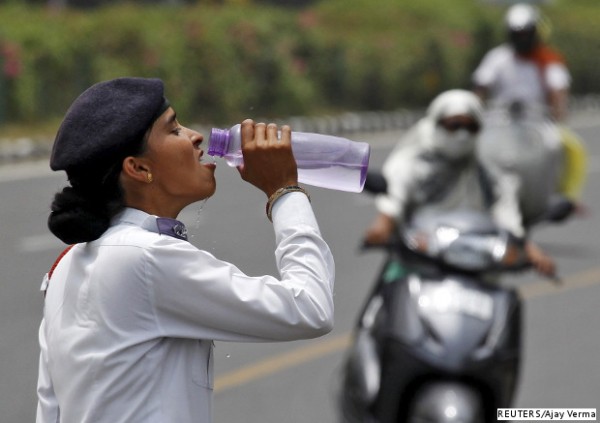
[48,134,149,245]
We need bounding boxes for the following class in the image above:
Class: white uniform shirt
[472,44,571,107]
[37,193,335,423]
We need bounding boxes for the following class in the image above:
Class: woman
[364,89,555,276]
[37,77,335,423]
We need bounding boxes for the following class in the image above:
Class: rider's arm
[364,212,397,245]
[365,131,421,245]
[489,169,526,239]
[525,240,556,278]
[471,46,507,104]
[489,169,556,277]
[545,62,571,122]
[548,87,569,122]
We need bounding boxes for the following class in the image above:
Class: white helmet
[424,90,483,160]
[505,3,540,31]
[505,4,541,54]
[426,89,483,124]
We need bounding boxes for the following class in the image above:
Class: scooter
[338,175,534,422]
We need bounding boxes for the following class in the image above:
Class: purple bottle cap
[208,128,230,157]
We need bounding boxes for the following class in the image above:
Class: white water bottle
[207,124,371,193]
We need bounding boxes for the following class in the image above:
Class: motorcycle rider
[364,89,555,276]
[472,3,569,122]
[472,3,586,210]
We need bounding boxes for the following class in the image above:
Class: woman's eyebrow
[166,111,178,125]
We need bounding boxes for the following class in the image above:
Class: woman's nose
[189,129,204,144]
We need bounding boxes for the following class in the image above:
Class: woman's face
[142,107,216,208]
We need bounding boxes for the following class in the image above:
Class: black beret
[50,77,170,175]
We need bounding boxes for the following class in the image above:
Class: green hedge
[0,0,597,128]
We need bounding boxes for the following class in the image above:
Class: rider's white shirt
[472,44,571,106]
[376,119,525,238]
[36,196,334,423]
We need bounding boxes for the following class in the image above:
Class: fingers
[240,119,257,149]
[265,123,278,146]
[279,124,291,147]
[240,120,291,148]
[241,120,276,149]
[236,119,298,197]
[261,123,291,148]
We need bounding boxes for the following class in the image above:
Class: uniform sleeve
[36,319,60,423]
[148,192,335,343]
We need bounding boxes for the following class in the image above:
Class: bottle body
[208,124,371,192]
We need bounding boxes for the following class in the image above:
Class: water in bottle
[207,124,370,193]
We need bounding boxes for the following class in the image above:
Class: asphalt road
[1,112,598,422]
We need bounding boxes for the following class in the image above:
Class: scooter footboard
[408,382,484,423]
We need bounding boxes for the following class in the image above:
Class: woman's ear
[122,156,151,184]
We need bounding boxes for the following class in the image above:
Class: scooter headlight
[404,225,512,272]
[438,225,510,271]
[441,234,496,271]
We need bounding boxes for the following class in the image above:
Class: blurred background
[0,0,598,139]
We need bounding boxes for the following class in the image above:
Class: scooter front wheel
[407,382,485,423]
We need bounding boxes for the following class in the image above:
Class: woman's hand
[236,119,298,197]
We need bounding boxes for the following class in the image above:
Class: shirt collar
[113,208,189,241]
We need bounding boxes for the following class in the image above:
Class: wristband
[266,185,310,222]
